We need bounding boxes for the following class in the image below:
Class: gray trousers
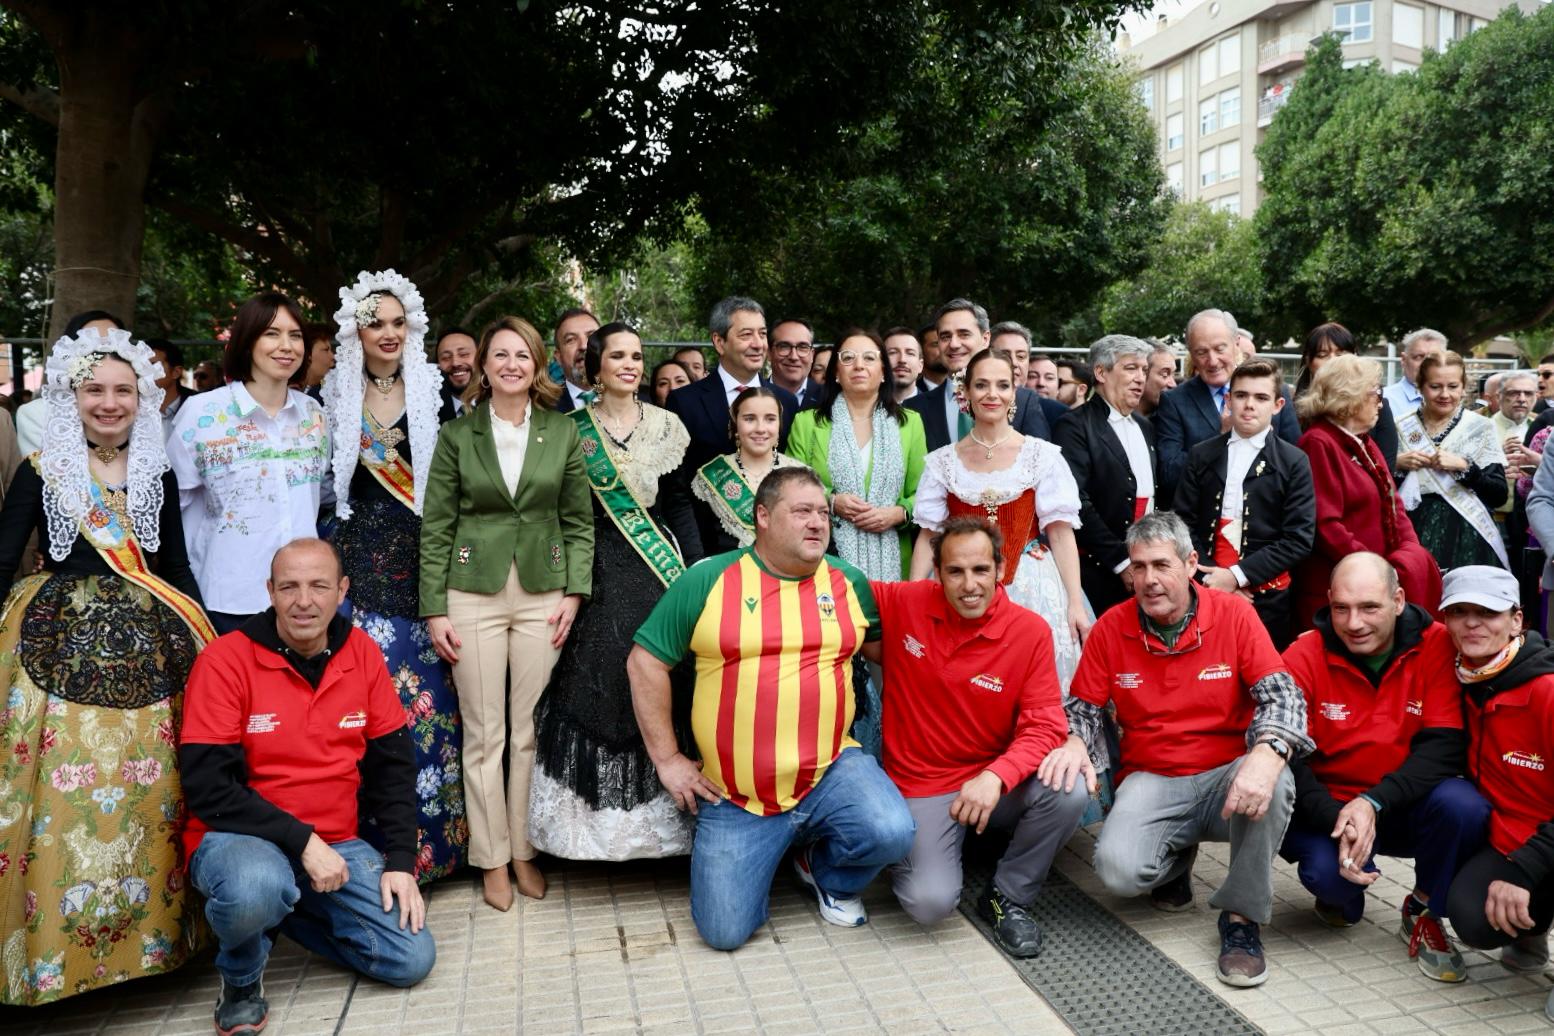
[1092,755,1294,924]
[891,774,1091,924]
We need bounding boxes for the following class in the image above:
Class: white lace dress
[915,437,1087,690]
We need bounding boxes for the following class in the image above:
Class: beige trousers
[447,565,563,867]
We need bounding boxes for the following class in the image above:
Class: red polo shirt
[1282,622,1462,803]
[179,627,407,860]
[1070,587,1285,784]
[1466,673,1554,857]
[873,581,1068,797]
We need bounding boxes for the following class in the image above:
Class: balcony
[1258,32,1313,75]
[1257,81,1295,126]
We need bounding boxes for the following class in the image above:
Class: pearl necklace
[967,427,1013,460]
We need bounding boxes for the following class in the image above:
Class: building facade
[1119,0,1544,215]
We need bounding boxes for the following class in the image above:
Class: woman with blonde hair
[1294,353,1441,627]
[419,316,593,909]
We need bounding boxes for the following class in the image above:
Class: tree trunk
[46,14,158,343]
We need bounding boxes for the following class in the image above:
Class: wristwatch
[1258,736,1291,760]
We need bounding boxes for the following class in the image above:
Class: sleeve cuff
[1112,558,1130,575]
[384,849,418,874]
[1231,564,1248,588]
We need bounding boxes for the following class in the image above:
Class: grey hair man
[1496,371,1541,520]
[1043,509,1310,989]
[1384,328,1448,418]
[990,320,1033,385]
[1052,335,1159,614]
[1140,341,1178,417]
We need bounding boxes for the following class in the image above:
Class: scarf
[827,395,903,580]
[1458,635,1523,684]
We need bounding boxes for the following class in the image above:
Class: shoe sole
[1215,967,1268,988]
[1500,950,1550,974]
[792,856,865,928]
[1416,957,1467,984]
[214,1011,269,1036]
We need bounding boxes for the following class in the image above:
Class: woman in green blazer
[419,315,593,911]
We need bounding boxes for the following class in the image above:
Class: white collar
[232,381,297,418]
[717,365,759,396]
[1230,427,1271,449]
[1104,399,1135,424]
[490,400,532,430]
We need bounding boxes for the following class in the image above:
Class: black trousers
[1445,845,1554,950]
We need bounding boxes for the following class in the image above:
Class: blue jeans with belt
[690,748,916,951]
[189,832,435,988]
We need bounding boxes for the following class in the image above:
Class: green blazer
[419,401,594,616]
[786,405,928,576]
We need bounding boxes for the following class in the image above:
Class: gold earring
[1006,403,1017,423]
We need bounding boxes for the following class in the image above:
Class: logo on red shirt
[970,673,1004,693]
[1504,750,1547,772]
[1198,663,1233,682]
[246,713,280,734]
[903,634,925,658]
[1116,672,1142,689]
[816,592,836,621]
[1406,699,1423,716]
[1319,702,1351,721]
[338,710,367,730]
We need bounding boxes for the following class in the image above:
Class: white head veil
[320,269,442,519]
[37,328,169,560]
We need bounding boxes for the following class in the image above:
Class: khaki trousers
[447,566,563,867]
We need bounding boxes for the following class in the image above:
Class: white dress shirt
[490,402,532,498]
[717,365,759,405]
[943,378,963,440]
[1106,400,1155,573]
[1220,427,1271,587]
[565,381,590,410]
[167,382,330,615]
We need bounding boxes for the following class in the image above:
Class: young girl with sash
[321,270,467,884]
[1396,351,1510,572]
[529,322,705,861]
[0,330,213,1004]
[691,388,797,551]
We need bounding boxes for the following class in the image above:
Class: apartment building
[1119,0,1545,215]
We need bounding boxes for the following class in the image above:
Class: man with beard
[434,327,477,419]
[884,326,924,403]
[1054,359,1091,409]
[1139,342,1178,417]
[919,322,947,390]
[768,317,823,407]
[552,307,601,412]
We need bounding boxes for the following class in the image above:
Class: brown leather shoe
[482,867,514,912]
[513,858,547,900]
[1215,912,1268,987]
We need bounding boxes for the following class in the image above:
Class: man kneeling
[1045,511,1312,987]
[180,540,433,1035]
[871,517,1091,957]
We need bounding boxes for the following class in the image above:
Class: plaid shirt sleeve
[1245,670,1315,757]
[1063,695,1112,772]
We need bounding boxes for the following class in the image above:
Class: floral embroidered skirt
[0,573,203,1005]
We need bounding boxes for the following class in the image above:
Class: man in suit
[904,298,1051,452]
[1052,335,1159,615]
[552,307,600,412]
[665,296,799,477]
[435,327,477,420]
[769,317,824,408]
[1139,341,1178,417]
[1172,359,1315,650]
[1155,308,1300,506]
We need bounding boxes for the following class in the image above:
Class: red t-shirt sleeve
[1069,613,1115,708]
[870,580,903,628]
[180,641,247,745]
[986,614,1069,791]
[1233,594,1286,686]
[1280,634,1322,709]
[357,633,410,739]
[1418,626,1466,730]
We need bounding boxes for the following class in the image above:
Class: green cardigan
[786,405,928,576]
[419,401,594,616]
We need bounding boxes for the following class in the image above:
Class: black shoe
[977,884,1043,959]
[214,978,268,1036]
[1150,847,1197,912]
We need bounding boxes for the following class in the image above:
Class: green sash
[696,454,757,537]
[570,408,685,587]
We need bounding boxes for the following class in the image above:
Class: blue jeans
[690,748,916,950]
[1280,777,1490,923]
[189,833,436,987]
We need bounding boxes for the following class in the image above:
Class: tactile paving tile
[959,860,1261,1036]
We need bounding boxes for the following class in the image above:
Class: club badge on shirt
[815,592,836,621]
[338,710,367,730]
[1320,702,1351,721]
[970,673,1004,694]
[902,633,926,658]
[1504,750,1547,772]
[1198,663,1233,682]
[246,713,280,734]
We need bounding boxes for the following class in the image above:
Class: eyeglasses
[838,351,881,366]
[772,342,814,356]
[1541,371,1554,380]
[1140,619,1203,657]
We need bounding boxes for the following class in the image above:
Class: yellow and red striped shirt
[635,549,879,815]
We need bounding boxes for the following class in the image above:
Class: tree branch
[153,195,311,287]
[0,78,59,126]
[1470,294,1554,346]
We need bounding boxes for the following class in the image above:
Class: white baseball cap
[1439,565,1520,612]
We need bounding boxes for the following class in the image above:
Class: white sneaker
[1504,933,1550,974]
[793,846,867,927]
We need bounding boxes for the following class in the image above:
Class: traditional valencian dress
[1396,406,1510,572]
[913,437,1087,690]
[690,450,798,551]
[0,331,213,1005]
[528,403,703,860]
[322,271,467,883]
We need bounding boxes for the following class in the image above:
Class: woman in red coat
[1294,354,1442,630]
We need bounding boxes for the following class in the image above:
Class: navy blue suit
[1154,375,1300,506]
[904,381,1052,453]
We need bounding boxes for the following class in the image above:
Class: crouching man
[1044,511,1312,988]
[870,517,1091,957]
[180,540,433,1035]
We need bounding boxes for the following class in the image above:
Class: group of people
[4,281,1554,1032]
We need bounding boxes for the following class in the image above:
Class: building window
[1200,147,1218,187]
[1166,162,1184,197]
[1200,97,1218,135]
[1212,195,1241,216]
[1137,76,1154,111]
[1166,113,1184,152]
[1218,34,1240,77]
[1167,64,1183,103]
[1218,141,1240,182]
[1199,44,1218,85]
[1220,87,1241,128]
[1470,17,1488,34]
[1392,59,1418,74]
[1334,2,1373,44]
[1394,3,1423,49]
[1438,9,1456,47]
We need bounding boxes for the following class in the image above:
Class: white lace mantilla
[914,437,1082,532]
[321,269,441,518]
[527,766,693,861]
[39,328,170,560]
[595,403,690,508]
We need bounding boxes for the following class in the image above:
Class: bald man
[1280,553,1489,982]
